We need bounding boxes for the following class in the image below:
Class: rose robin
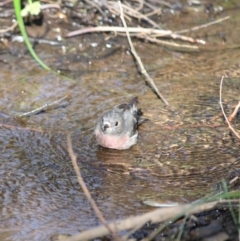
[94,97,146,150]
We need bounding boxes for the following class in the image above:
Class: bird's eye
[115,121,118,126]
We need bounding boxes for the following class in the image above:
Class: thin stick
[67,26,204,47]
[175,16,230,34]
[118,1,169,105]
[67,26,172,37]
[120,2,161,29]
[17,95,70,117]
[0,22,18,33]
[40,4,61,10]
[122,218,149,240]
[130,0,144,12]
[142,35,199,49]
[219,76,240,139]
[66,135,119,240]
[0,123,45,133]
[66,26,202,43]
[66,200,239,241]
[84,0,107,18]
[144,7,162,17]
[228,101,240,122]
[65,12,229,47]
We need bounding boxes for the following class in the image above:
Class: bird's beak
[103,122,110,131]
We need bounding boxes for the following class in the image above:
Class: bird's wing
[115,97,147,136]
[114,97,138,111]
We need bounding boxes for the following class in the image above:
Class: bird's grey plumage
[94,97,146,150]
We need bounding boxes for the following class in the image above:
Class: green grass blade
[13,0,51,70]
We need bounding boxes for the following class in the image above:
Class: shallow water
[1,1,240,240]
[0,71,239,240]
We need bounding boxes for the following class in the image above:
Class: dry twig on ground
[66,2,230,50]
[219,76,240,139]
[118,1,168,105]
[175,16,230,34]
[0,22,18,33]
[65,200,240,241]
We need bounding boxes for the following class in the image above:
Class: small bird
[94,97,145,150]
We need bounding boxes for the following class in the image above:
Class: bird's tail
[130,97,148,125]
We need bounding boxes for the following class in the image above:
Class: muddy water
[1,1,240,241]
[0,67,239,241]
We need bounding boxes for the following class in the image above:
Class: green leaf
[29,1,41,15]
[21,1,41,17]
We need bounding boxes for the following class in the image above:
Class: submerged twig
[118,1,168,105]
[17,95,70,117]
[219,76,240,139]
[228,101,240,122]
[0,122,45,133]
[66,135,120,240]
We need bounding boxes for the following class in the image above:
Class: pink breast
[95,130,130,150]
